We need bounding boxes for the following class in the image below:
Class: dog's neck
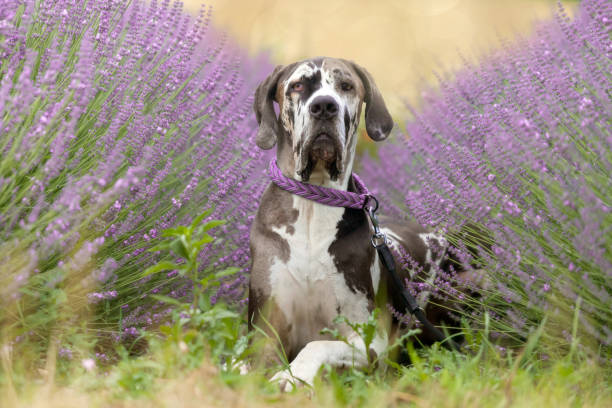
[307,161,353,188]
[276,158,355,191]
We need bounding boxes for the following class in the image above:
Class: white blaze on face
[280,59,363,187]
[309,64,346,145]
[280,62,316,136]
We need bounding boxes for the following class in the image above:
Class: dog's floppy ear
[348,61,394,141]
[253,65,286,150]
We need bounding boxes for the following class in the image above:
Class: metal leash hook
[364,195,389,248]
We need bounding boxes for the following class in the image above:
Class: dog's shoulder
[252,183,299,235]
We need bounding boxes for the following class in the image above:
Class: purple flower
[58,347,73,360]
[1,0,272,341]
[360,0,610,352]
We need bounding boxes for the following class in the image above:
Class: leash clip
[362,194,379,213]
[366,202,388,248]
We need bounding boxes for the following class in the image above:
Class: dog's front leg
[271,333,387,392]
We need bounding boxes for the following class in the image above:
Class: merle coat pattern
[249,57,469,390]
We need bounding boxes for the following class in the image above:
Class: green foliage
[142,207,237,310]
[109,346,163,397]
[3,300,611,406]
[140,209,250,367]
[322,308,421,374]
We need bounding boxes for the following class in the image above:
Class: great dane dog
[249,57,470,390]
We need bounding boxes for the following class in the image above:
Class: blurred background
[183,0,576,116]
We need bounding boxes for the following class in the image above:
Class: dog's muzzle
[298,96,344,181]
[299,131,343,181]
[310,133,337,163]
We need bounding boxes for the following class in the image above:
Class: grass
[3,327,610,408]
[2,215,610,408]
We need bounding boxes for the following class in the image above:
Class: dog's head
[253,57,393,184]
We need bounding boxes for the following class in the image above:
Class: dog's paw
[270,369,298,392]
[270,367,314,392]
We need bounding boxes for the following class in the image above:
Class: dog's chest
[268,196,372,347]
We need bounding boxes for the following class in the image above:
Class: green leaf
[170,236,190,259]
[142,261,181,277]
[150,295,183,306]
[201,219,226,232]
[161,225,190,238]
[190,207,215,230]
[192,234,214,251]
[232,335,250,358]
[199,267,240,287]
[204,308,239,320]
[147,242,171,253]
[362,322,377,349]
[321,327,342,340]
[214,267,241,279]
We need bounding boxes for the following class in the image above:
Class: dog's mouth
[298,132,342,182]
[310,133,337,163]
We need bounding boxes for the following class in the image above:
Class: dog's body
[248,57,461,389]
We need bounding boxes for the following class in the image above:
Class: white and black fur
[249,57,468,391]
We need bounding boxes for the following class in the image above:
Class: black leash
[365,199,462,353]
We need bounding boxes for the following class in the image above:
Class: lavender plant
[361,0,611,356]
[0,0,270,358]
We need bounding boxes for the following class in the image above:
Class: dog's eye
[291,82,304,92]
[341,82,353,91]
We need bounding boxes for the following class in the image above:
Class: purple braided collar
[268,160,374,210]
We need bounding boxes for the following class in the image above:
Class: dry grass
[5,356,611,408]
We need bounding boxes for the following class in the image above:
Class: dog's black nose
[309,96,339,120]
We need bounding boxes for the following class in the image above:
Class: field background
[3,1,610,407]
[184,0,576,115]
